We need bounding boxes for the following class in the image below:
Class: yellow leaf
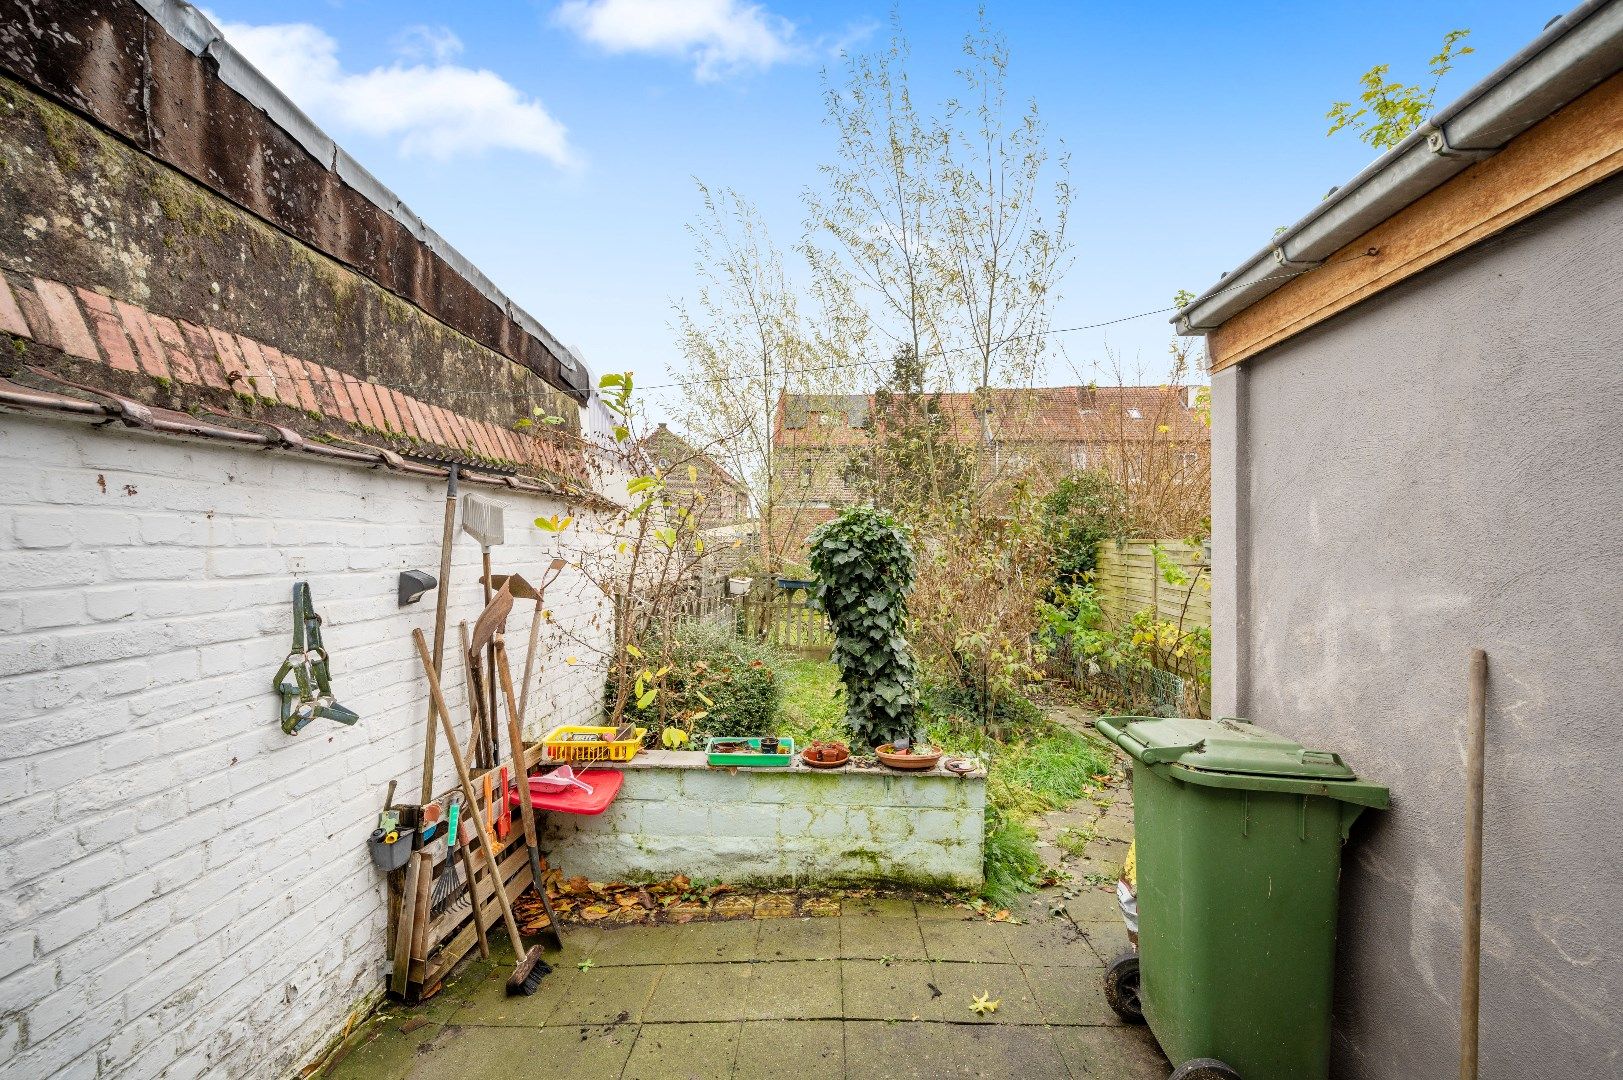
[687,464,698,483]
[626,643,642,659]
[637,688,657,709]
[696,691,714,707]
[566,656,578,665]
[969,992,1000,1017]
[661,727,690,749]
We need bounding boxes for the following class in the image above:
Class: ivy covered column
[808,507,920,748]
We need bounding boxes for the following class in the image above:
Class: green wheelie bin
[1094,716,1388,1080]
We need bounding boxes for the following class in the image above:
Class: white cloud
[554,0,802,82]
[211,15,574,165]
[392,24,465,64]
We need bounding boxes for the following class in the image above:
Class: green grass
[777,659,846,745]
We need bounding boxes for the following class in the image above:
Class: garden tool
[462,494,506,759]
[469,582,515,770]
[495,633,566,948]
[496,767,512,840]
[275,583,359,735]
[457,621,488,769]
[413,627,551,995]
[429,799,464,916]
[1461,649,1488,1080]
[419,464,460,804]
[489,557,566,726]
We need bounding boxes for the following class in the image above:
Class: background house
[0,3,618,1076]
[771,385,1209,557]
[640,422,757,579]
[1178,4,1623,1075]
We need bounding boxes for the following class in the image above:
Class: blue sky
[203,0,1552,412]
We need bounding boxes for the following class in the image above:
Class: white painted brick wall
[0,414,614,1079]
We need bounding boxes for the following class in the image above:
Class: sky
[201,0,1556,416]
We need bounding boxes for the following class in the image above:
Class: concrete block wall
[0,413,612,1079]
[543,752,986,890]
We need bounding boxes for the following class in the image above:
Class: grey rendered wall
[1213,172,1623,1078]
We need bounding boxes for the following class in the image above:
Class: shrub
[807,506,919,748]
[612,621,785,742]
[1039,469,1129,590]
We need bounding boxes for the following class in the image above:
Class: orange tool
[496,767,511,840]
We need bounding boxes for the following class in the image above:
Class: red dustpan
[511,768,623,815]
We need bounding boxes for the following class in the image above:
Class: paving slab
[733,1020,844,1079]
[838,915,928,961]
[1076,920,1134,967]
[623,1021,741,1080]
[745,959,843,1020]
[643,962,752,1022]
[1022,963,1123,1026]
[840,959,949,1021]
[923,962,1043,1025]
[444,961,579,1026]
[919,918,1017,964]
[411,1023,636,1079]
[548,963,666,1025]
[595,919,761,965]
[1051,1024,1169,1079]
[998,915,1100,967]
[754,917,841,961]
[843,1020,1070,1079]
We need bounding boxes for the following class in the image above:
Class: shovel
[488,558,566,727]
[462,494,506,766]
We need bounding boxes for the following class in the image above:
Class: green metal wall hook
[275,582,360,735]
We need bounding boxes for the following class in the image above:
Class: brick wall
[0,412,612,1079]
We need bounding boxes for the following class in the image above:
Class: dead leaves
[514,873,849,935]
[969,992,1001,1017]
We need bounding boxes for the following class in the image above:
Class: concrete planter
[542,750,987,890]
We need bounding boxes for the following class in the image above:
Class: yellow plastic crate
[541,725,646,763]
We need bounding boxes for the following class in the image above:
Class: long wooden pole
[496,636,565,948]
[418,466,458,803]
[1460,648,1487,1080]
[413,628,527,953]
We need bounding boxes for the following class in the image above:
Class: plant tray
[541,725,646,763]
[705,737,795,768]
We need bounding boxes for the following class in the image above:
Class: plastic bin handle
[1097,718,1204,765]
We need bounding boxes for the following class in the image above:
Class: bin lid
[1109,716,1359,780]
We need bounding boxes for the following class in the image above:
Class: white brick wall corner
[0,415,613,1079]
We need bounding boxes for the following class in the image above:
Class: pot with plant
[800,739,850,769]
[874,736,942,771]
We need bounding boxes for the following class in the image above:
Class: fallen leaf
[577,959,595,972]
[970,992,1000,1017]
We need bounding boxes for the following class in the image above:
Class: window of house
[1126,407,1142,420]
[1071,446,1089,469]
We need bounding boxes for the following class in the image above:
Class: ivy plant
[808,506,919,748]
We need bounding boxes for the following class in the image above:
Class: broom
[413,628,550,995]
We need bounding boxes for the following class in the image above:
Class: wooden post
[1461,649,1487,1080]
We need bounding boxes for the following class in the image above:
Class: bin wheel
[1104,950,1144,1024]
[1169,1059,1241,1080]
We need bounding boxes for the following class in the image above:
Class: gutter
[1175,0,1623,335]
[0,376,620,511]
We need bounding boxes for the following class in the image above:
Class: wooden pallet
[388,741,551,1002]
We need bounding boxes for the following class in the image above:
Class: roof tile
[33,279,98,361]
[0,276,31,339]
[75,289,138,373]
[113,299,170,379]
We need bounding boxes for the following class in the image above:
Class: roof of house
[641,424,750,495]
[774,386,1207,449]
[1174,0,1623,368]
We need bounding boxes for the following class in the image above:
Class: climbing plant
[807,506,919,748]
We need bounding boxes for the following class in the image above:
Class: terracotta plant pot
[801,740,851,769]
[875,744,942,771]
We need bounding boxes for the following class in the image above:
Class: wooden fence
[669,589,833,658]
[1092,538,1210,632]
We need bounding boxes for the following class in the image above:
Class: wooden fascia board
[1209,70,1623,372]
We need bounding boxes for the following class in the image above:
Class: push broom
[413,627,550,995]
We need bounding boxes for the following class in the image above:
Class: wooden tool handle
[1461,649,1487,1080]
[414,628,526,950]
